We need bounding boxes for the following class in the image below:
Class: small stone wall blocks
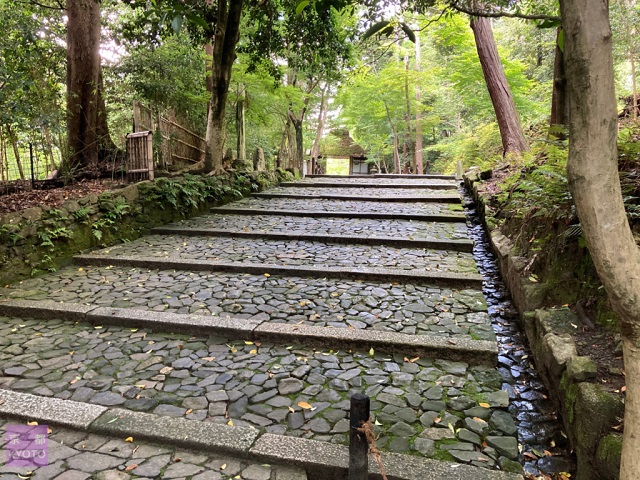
[0,171,288,286]
[464,171,624,480]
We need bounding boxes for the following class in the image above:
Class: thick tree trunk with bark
[470,16,529,156]
[204,0,244,173]
[66,0,101,176]
[560,1,640,478]
[550,27,568,135]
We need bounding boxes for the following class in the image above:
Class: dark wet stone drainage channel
[462,189,576,477]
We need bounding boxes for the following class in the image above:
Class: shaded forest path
[0,175,522,480]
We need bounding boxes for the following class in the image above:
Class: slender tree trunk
[288,98,309,174]
[415,33,424,175]
[550,27,569,136]
[404,53,415,173]
[236,85,247,168]
[311,85,328,174]
[66,0,101,176]
[560,2,640,479]
[384,101,401,173]
[204,0,244,173]
[470,15,529,156]
[6,126,25,180]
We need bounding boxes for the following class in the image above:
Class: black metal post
[29,142,35,190]
[349,393,370,480]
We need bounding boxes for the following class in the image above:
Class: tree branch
[448,1,561,22]
[19,0,64,11]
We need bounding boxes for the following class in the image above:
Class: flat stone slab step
[253,192,462,202]
[0,301,497,363]
[160,214,471,243]
[211,207,466,223]
[306,174,457,180]
[80,233,478,274]
[0,320,516,475]
[257,186,461,199]
[281,182,457,189]
[0,391,521,480]
[233,197,462,216]
[0,414,307,480]
[73,255,483,288]
[151,227,475,252]
[1,266,494,340]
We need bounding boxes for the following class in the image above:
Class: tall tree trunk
[66,0,101,176]
[6,126,25,180]
[470,15,529,156]
[404,53,415,173]
[624,0,639,120]
[288,98,309,174]
[384,101,401,173]
[204,0,244,173]
[560,2,640,479]
[311,85,328,174]
[415,33,424,175]
[277,118,291,169]
[236,85,247,168]
[550,27,569,136]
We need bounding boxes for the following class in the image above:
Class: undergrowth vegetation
[472,122,640,330]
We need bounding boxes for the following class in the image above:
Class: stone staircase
[0,175,522,480]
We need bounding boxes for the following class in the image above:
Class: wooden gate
[126,131,154,182]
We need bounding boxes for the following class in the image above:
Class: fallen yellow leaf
[264,273,270,277]
[221,463,227,470]
[125,437,134,443]
[298,401,314,410]
[125,464,137,471]
[27,421,38,426]
[227,420,234,426]
[249,349,257,354]
[479,403,491,408]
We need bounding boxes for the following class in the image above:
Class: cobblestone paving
[0,318,517,470]
[1,268,493,339]
[0,419,305,480]
[89,235,478,274]
[166,214,470,241]
[230,198,457,216]
[262,187,459,197]
[299,178,457,185]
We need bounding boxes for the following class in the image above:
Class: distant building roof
[320,130,366,158]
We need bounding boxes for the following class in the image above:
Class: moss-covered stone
[566,356,598,383]
[594,434,622,480]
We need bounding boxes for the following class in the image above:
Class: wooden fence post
[349,393,370,480]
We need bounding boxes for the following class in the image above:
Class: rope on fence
[357,419,389,480]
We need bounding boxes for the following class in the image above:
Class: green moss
[596,434,622,464]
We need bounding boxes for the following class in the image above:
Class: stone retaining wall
[0,171,289,286]
[465,169,624,480]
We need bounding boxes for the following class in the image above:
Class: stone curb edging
[252,434,522,480]
[210,207,467,222]
[280,182,458,190]
[0,300,497,365]
[71,254,484,288]
[251,193,463,203]
[0,390,521,480]
[150,227,475,252]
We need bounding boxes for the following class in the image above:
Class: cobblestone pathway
[0,175,522,480]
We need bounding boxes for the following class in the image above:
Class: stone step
[72,255,483,289]
[0,404,304,480]
[75,233,478,274]
[256,186,461,200]
[151,227,475,252]
[0,301,497,363]
[233,197,462,216]
[158,214,471,244]
[0,319,518,477]
[211,207,466,223]
[1,265,494,341]
[306,174,457,180]
[252,193,463,203]
[0,391,520,480]
[281,182,458,189]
